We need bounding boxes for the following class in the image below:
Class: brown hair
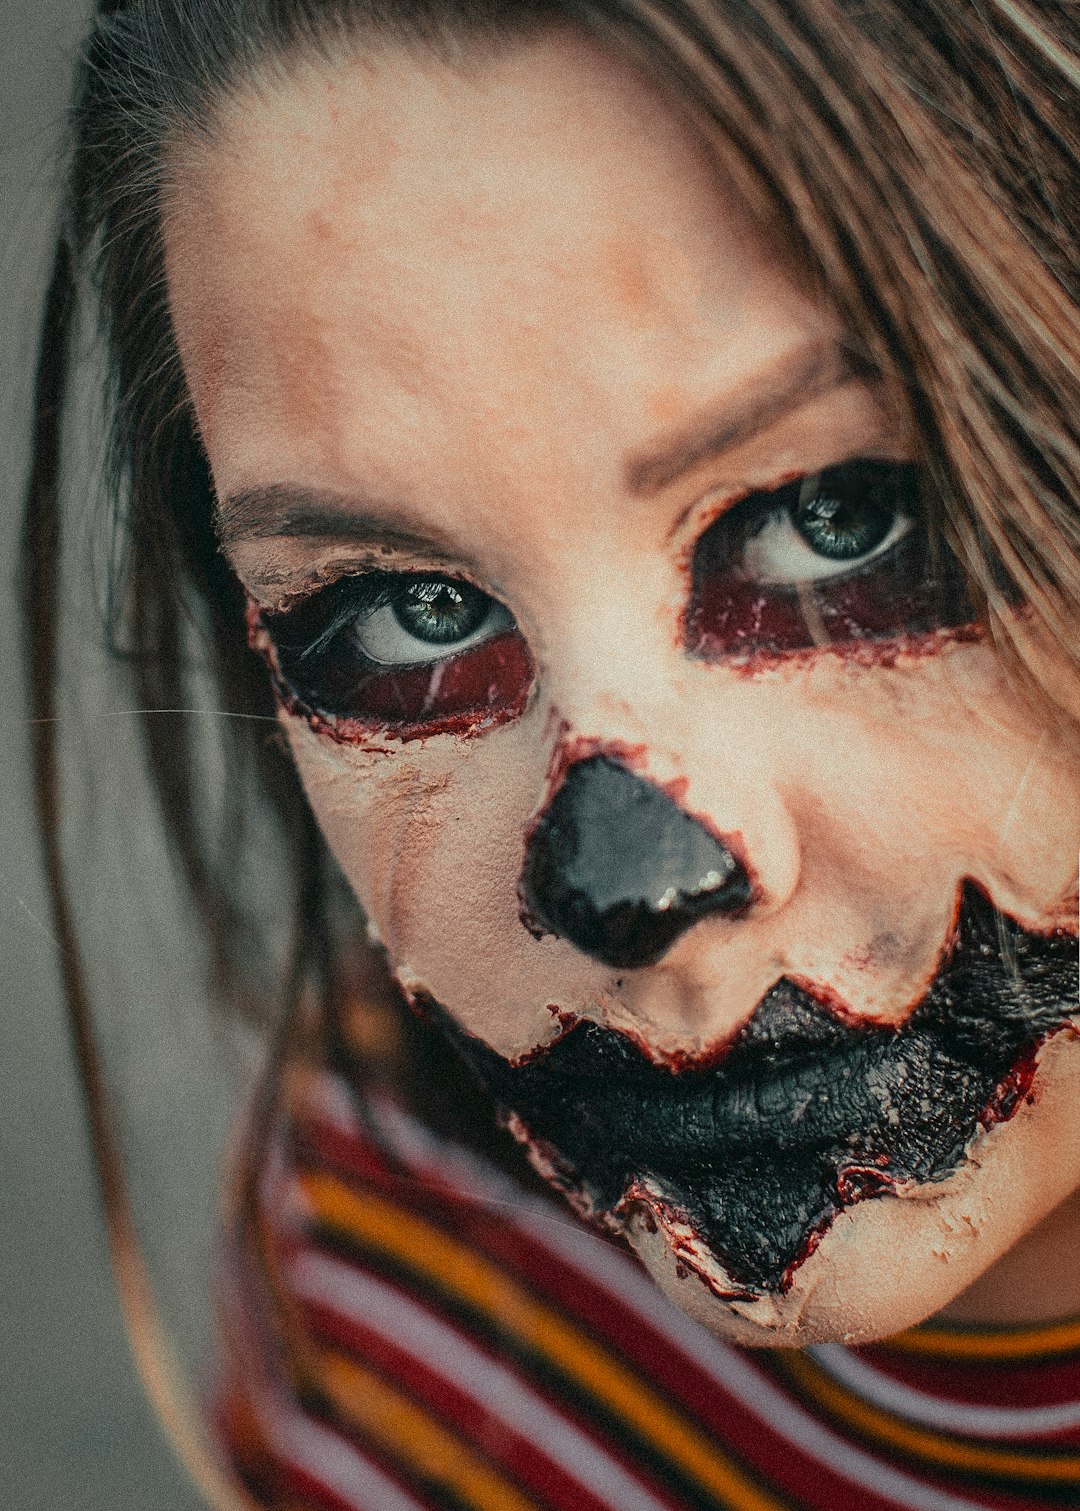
[20,0,1080,1502]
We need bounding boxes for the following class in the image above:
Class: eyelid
[671,448,916,562]
[240,553,498,617]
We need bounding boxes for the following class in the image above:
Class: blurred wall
[1,5,212,1506]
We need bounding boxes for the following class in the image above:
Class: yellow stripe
[314,1350,544,1511]
[776,1350,1080,1485]
[885,1313,1080,1363]
[299,1170,787,1511]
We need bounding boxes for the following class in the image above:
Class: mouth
[420,883,1078,1297]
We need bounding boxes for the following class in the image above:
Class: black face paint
[422,885,1078,1296]
[520,756,752,970]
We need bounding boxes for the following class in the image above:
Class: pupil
[794,482,894,561]
[394,578,488,645]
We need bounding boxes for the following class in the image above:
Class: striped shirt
[215,1061,1080,1511]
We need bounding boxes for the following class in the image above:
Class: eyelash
[685,459,974,659]
[250,459,975,742]
[250,572,534,743]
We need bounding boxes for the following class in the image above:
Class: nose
[519,755,752,970]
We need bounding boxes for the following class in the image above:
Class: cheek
[784,642,1080,916]
[285,719,558,1008]
[286,730,458,943]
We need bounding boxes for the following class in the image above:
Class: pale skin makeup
[164,28,1080,1346]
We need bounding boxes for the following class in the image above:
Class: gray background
[1,5,242,1507]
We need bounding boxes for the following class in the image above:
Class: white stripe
[288,1248,678,1511]
[512,1204,1007,1511]
[811,1343,1080,1439]
[356,1090,1003,1511]
[254,1381,427,1511]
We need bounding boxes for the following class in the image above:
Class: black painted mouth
[423,884,1078,1295]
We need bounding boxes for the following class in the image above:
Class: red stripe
[286,1086,1080,1511]
[751,1355,1070,1511]
[246,1437,360,1511]
[295,1281,682,1511]
[284,1108,911,1511]
[851,1342,1080,1411]
[214,1384,402,1511]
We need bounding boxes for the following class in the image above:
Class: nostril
[519,755,752,970]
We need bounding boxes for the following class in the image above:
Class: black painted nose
[520,755,752,970]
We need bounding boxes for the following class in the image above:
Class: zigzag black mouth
[423,883,1078,1295]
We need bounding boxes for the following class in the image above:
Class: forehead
[163,28,831,518]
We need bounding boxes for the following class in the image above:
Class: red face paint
[248,575,534,743]
[685,460,978,660]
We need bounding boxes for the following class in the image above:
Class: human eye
[685,459,974,657]
[346,574,513,664]
[740,464,913,584]
[252,571,534,739]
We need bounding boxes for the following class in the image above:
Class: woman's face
[165,28,1080,1345]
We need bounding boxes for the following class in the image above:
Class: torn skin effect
[164,32,1080,1341]
[264,623,1077,1305]
[246,593,535,745]
[281,633,1080,1343]
[413,883,1079,1300]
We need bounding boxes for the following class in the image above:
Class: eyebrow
[215,485,463,564]
[217,339,870,552]
[624,339,866,497]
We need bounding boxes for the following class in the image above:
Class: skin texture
[426,883,1077,1301]
[164,29,1080,1345]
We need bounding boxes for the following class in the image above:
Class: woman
[22,0,1080,1507]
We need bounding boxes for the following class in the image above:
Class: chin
[622,1027,1080,1347]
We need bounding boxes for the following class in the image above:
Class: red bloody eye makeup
[250,461,975,744]
[685,459,976,659]
[254,572,534,741]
